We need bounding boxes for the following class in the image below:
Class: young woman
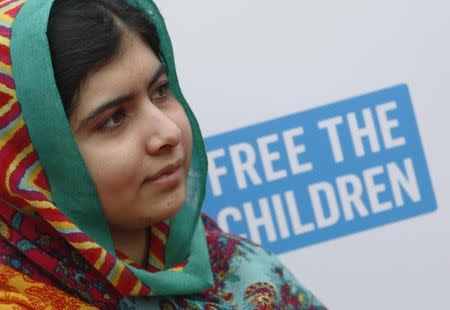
[0,0,327,308]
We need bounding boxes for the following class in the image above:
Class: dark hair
[47,0,161,116]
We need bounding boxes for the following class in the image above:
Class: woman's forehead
[73,34,161,114]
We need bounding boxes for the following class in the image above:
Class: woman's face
[69,33,192,233]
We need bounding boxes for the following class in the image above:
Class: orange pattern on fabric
[148,221,169,270]
[0,264,97,309]
[117,221,187,273]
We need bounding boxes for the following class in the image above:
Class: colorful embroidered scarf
[0,0,212,306]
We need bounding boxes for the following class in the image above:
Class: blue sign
[203,84,437,254]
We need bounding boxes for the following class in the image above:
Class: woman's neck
[111,228,149,266]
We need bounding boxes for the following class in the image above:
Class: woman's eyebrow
[75,93,134,133]
[75,64,168,133]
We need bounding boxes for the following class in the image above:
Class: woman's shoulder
[200,213,327,309]
[0,264,96,309]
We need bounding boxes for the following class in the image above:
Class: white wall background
[155,1,450,309]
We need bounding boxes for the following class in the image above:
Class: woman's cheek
[80,141,140,192]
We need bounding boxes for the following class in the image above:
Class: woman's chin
[141,188,186,227]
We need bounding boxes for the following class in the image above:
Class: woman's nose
[143,105,182,155]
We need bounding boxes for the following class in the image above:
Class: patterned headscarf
[0,0,212,306]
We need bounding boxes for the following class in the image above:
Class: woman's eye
[98,109,127,131]
[150,82,170,102]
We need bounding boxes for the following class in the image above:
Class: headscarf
[0,0,327,308]
[1,0,211,304]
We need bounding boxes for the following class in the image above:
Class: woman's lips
[144,159,183,188]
